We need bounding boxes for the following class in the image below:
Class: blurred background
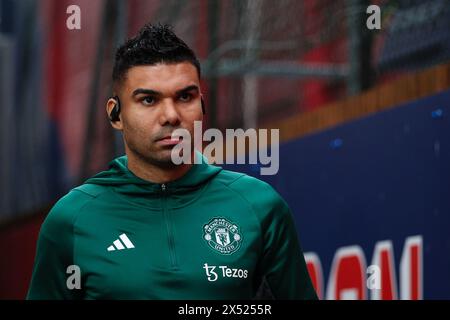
[0,0,449,299]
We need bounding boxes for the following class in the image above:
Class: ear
[106,98,123,130]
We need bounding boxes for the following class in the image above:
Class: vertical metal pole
[346,0,363,95]
[80,0,113,182]
[242,0,262,129]
[110,0,127,158]
[207,0,219,128]
[0,34,14,217]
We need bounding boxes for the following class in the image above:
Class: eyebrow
[176,85,199,95]
[131,85,199,97]
[132,88,159,97]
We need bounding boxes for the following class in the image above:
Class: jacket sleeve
[228,175,318,300]
[27,194,83,300]
[257,199,318,300]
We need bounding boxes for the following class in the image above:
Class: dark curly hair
[112,23,201,91]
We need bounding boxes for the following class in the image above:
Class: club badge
[203,217,242,255]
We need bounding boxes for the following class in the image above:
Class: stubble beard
[128,140,178,169]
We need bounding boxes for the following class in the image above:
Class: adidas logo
[107,233,135,251]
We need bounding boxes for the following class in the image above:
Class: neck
[126,152,193,184]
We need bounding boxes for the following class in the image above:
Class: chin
[151,150,180,167]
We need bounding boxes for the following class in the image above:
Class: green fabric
[27,153,317,300]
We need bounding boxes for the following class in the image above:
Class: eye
[141,96,156,106]
[179,92,192,102]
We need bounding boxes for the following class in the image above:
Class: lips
[156,134,182,146]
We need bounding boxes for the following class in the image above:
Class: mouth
[156,134,183,146]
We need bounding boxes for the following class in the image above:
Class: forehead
[122,62,200,95]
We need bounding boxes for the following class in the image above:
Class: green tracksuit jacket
[27,153,317,300]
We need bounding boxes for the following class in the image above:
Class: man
[27,23,317,300]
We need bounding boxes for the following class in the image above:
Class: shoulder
[215,169,290,219]
[41,184,107,234]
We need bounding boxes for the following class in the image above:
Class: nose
[159,98,181,126]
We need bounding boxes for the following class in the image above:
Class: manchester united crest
[203,218,242,255]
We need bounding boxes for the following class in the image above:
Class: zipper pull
[161,183,167,192]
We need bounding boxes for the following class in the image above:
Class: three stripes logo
[107,233,135,252]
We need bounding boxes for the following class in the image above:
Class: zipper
[161,184,178,269]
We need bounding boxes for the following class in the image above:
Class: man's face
[108,62,203,167]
